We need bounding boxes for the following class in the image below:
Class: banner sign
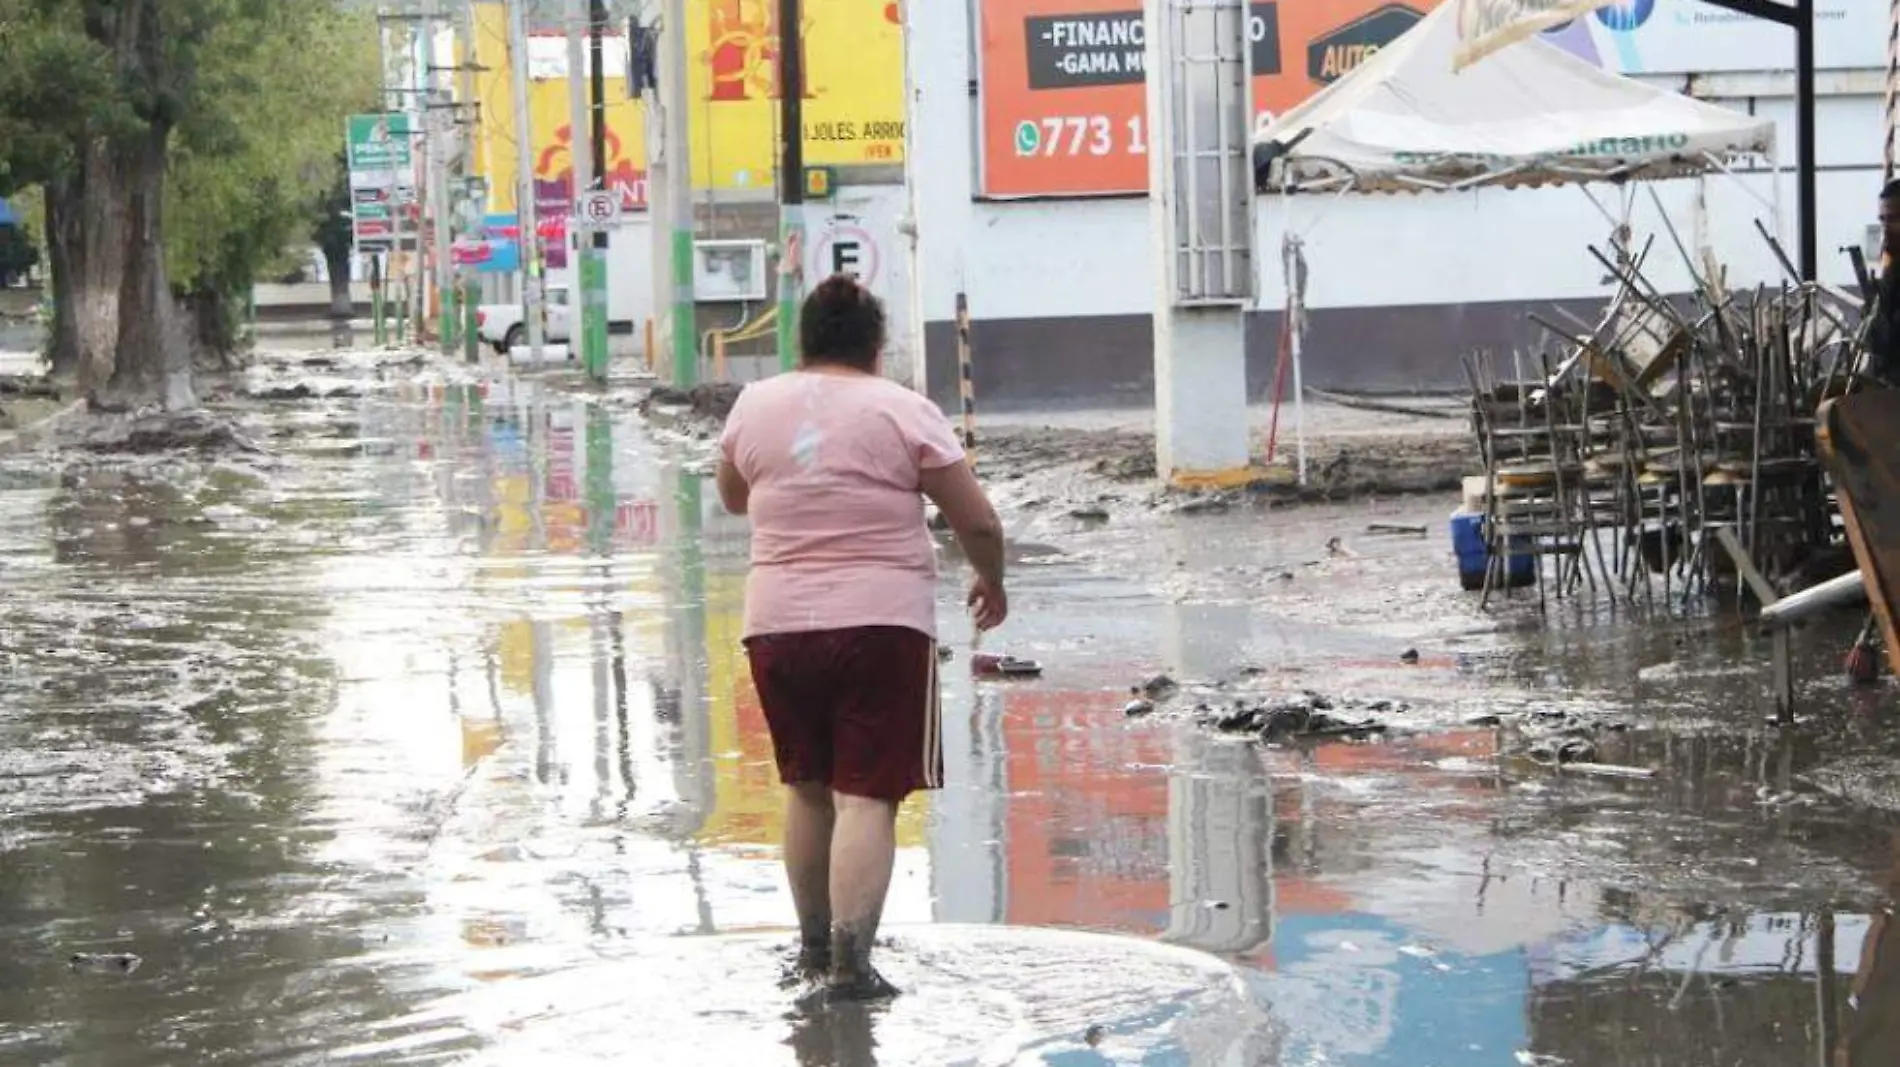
[346,113,417,253]
[978,0,1438,198]
[1539,0,1882,76]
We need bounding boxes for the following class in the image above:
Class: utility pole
[508,0,546,362]
[656,0,696,386]
[774,0,804,372]
[411,19,429,344]
[568,0,608,381]
[567,0,594,369]
[457,0,483,362]
[429,15,454,355]
[585,0,610,381]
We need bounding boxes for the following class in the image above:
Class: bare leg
[827,791,899,997]
[783,782,835,976]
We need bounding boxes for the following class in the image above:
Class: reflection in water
[3,361,1900,1064]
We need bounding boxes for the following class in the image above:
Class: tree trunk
[323,244,353,319]
[58,139,133,394]
[182,287,246,373]
[96,123,192,411]
[43,180,81,382]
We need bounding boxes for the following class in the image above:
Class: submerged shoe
[791,967,901,1011]
[822,967,901,1004]
[777,944,830,990]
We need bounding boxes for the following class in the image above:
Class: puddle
[0,349,1898,1065]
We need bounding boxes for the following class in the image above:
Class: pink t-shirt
[719,371,966,639]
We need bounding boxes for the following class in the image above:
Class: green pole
[776,213,801,373]
[670,228,696,387]
[463,279,481,363]
[582,243,610,382]
[371,255,386,347]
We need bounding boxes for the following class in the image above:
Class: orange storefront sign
[978,0,1446,197]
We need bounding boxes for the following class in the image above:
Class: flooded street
[5,348,1900,1066]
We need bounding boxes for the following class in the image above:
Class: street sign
[577,191,619,225]
[346,112,417,255]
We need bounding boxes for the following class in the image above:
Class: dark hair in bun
[799,273,886,372]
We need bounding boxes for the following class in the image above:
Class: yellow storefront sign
[467,0,904,204]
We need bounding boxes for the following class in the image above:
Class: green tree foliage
[166,3,378,361]
[0,0,378,397]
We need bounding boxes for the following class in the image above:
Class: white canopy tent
[1248,1,1776,480]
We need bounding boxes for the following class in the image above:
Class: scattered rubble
[69,952,141,975]
[244,382,362,401]
[641,382,742,424]
[72,412,265,455]
[1196,691,1399,745]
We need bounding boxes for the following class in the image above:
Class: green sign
[347,113,413,172]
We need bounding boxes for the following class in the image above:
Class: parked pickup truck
[475,286,572,355]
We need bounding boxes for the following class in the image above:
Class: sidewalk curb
[0,397,87,455]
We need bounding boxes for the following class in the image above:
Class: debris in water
[1200,691,1395,745]
[70,952,141,975]
[972,653,1042,678]
[1399,648,1420,664]
[1561,762,1659,780]
[1133,674,1178,701]
[1084,1024,1106,1047]
[1367,523,1428,537]
[1174,493,1231,515]
[1069,505,1110,522]
[1465,712,1503,727]
[937,645,955,662]
[640,382,742,425]
[1123,698,1155,717]
[75,412,264,455]
[1528,737,1597,765]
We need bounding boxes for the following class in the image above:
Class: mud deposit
[2,351,1900,1066]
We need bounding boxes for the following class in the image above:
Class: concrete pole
[898,0,927,395]
[458,0,484,355]
[567,0,592,283]
[411,21,430,343]
[1143,0,1254,487]
[431,18,455,355]
[1887,0,1898,182]
[508,0,546,362]
[774,0,805,373]
[662,0,697,386]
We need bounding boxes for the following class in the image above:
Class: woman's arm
[716,458,750,516]
[919,461,1004,586]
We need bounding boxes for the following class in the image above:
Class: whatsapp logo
[1013,120,1040,156]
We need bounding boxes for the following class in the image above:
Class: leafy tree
[165,3,377,367]
[0,0,375,405]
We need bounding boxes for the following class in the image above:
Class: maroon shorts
[743,625,943,802]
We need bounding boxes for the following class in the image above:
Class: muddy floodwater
[5,349,1900,1065]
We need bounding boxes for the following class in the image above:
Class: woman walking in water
[715,275,1008,1003]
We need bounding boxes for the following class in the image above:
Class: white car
[475,286,572,355]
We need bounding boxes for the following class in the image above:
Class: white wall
[908,0,1883,334]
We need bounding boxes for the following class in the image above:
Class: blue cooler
[1451,510,1534,592]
